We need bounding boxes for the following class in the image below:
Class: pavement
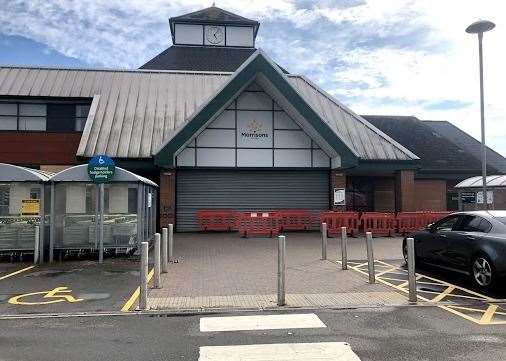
[148,232,406,310]
[1,307,505,360]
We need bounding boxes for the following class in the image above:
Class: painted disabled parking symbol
[8,286,84,306]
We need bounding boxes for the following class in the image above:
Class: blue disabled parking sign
[88,155,116,183]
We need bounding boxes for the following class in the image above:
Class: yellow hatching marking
[430,286,456,302]
[121,268,154,312]
[0,265,35,281]
[480,305,499,324]
[8,286,83,305]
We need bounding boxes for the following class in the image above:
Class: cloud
[0,0,505,155]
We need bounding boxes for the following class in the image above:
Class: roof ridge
[293,75,419,160]
[0,65,233,75]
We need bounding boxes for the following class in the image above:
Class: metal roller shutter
[176,169,329,232]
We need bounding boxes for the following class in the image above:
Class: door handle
[440,234,447,238]
[466,236,476,240]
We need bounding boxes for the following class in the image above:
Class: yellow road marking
[8,286,83,305]
[480,305,499,324]
[430,286,456,302]
[0,265,35,281]
[121,268,154,312]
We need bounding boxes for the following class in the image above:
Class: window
[457,216,492,233]
[0,102,90,132]
[434,215,459,232]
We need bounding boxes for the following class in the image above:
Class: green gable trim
[154,52,359,167]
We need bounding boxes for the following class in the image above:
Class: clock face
[205,25,225,45]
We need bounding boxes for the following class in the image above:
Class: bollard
[34,225,40,264]
[407,237,417,303]
[139,241,148,310]
[161,228,168,273]
[153,233,161,289]
[168,224,174,262]
[321,222,327,260]
[341,226,348,270]
[366,232,375,284]
[277,235,286,306]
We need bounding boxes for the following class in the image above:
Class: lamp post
[466,20,495,210]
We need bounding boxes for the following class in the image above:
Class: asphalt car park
[0,258,140,315]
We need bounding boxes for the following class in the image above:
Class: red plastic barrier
[396,212,427,235]
[361,212,396,237]
[238,212,280,237]
[424,211,452,225]
[277,210,312,231]
[196,210,238,232]
[320,211,360,236]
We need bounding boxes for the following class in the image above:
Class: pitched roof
[425,120,506,173]
[140,46,257,72]
[170,6,259,26]
[0,63,417,163]
[363,115,499,174]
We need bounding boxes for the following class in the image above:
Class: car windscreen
[496,217,506,226]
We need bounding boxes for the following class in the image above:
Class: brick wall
[414,180,447,211]
[159,170,176,228]
[395,170,415,212]
[330,170,346,210]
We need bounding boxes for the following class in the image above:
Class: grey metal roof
[0,65,417,162]
[51,164,158,186]
[425,120,506,173]
[0,163,53,182]
[455,175,506,189]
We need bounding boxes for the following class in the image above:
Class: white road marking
[200,313,326,332]
[198,342,362,360]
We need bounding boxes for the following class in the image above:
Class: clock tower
[140,6,260,72]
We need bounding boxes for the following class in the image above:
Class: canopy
[0,163,53,182]
[455,175,506,189]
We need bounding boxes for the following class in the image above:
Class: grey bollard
[277,235,286,306]
[366,232,375,284]
[407,237,417,303]
[321,222,327,260]
[168,224,174,262]
[139,241,149,310]
[153,233,161,289]
[34,225,40,264]
[161,228,168,273]
[341,226,348,270]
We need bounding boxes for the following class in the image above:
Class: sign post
[88,155,115,263]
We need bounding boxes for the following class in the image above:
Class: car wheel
[471,255,494,289]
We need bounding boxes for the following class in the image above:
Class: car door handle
[466,236,476,240]
[440,234,447,238]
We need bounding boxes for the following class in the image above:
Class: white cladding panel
[177,147,195,166]
[197,148,235,167]
[66,184,86,214]
[174,24,203,45]
[226,26,254,47]
[237,110,273,148]
[109,185,128,213]
[209,110,235,128]
[274,112,299,129]
[274,130,311,148]
[197,129,235,147]
[237,149,272,167]
[313,149,331,167]
[9,183,31,215]
[274,149,311,167]
[237,92,272,110]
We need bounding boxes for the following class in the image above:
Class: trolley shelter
[49,164,158,262]
[455,175,506,210]
[0,163,51,258]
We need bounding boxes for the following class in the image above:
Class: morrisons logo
[241,119,269,138]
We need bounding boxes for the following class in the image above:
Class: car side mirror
[426,223,434,232]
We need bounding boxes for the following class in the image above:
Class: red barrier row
[238,212,279,237]
[396,211,452,235]
[277,210,312,231]
[362,212,397,237]
[320,212,360,236]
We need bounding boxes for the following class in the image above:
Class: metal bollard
[321,222,327,260]
[34,225,40,264]
[341,226,348,270]
[277,235,286,306]
[366,232,375,284]
[139,241,148,310]
[161,228,168,273]
[407,237,417,303]
[153,233,161,289]
[168,224,174,262]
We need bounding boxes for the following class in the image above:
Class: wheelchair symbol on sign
[8,286,84,305]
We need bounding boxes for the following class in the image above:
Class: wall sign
[88,155,115,183]
[237,113,272,148]
[21,199,39,215]
[333,188,346,206]
[476,190,493,204]
[460,192,476,204]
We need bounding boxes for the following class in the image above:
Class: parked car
[402,211,506,289]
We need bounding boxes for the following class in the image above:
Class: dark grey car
[403,211,506,289]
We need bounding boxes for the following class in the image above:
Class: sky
[0,0,505,156]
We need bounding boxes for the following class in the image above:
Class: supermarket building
[0,6,503,231]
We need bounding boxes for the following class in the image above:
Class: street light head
[466,20,495,34]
